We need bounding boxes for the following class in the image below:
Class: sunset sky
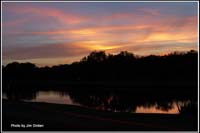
[2,2,198,66]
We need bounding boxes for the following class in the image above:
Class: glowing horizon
[2,2,198,66]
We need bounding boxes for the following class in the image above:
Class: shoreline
[2,99,197,131]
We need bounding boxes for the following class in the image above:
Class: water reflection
[3,84,197,114]
[32,91,77,105]
[136,103,179,114]
[4,86,37,101]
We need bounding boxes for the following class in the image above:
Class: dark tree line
[2,50,198,115]
[2,50,198,88]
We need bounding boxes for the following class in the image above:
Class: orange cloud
[12,13,197,38]
[73,40,123,51]
[12,17,196,55]
[139,32,196,44]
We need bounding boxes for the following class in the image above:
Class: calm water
[3,90,192,114]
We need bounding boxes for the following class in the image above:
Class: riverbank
[2,99,197,131]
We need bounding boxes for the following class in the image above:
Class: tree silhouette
[3,50,197,88]
[81,51,107,63]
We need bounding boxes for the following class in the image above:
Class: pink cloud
[5,5,87,25]
[3,42,90,60]
[138,8,161,16]
[3,18,29,28]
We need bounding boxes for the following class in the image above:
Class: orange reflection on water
[136,104,179,114]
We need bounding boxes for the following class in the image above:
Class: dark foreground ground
[2,99,197,131]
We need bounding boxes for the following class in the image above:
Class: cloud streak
[2,2,198,66]
[4,4,87,25]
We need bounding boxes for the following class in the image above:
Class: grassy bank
[2,99,197,131]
